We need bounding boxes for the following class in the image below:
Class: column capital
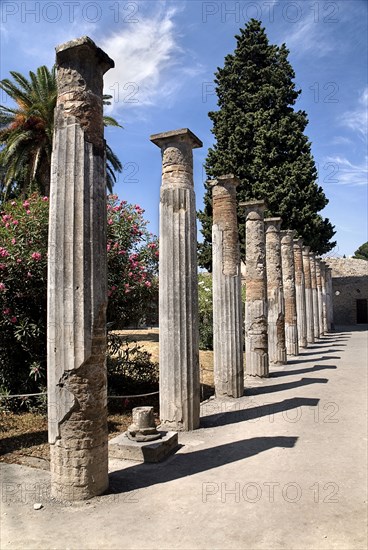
[150,128,202,149]
[293,237,303,248]
[302,245,311,255]
[208,174,240,188]
[280,229,296,242]
[264,217,282,232]
[56,36,114,74]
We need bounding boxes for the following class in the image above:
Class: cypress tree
[198,19,336,270]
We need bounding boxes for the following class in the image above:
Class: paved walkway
[1,328,367,549]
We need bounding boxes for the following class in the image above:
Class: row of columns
[47,34,335,499]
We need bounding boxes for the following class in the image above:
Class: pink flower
[11,201,16,206]
[118,250,126,255]
[16,258,22,264]
[10,316,17,324]
[0,283,6,291]
[107,218,113,225]
[31,252,42,261]
[145,281,152,288]
[0,264,6,270]
[27,272,32,278]
[107,244,111,252]
[12,220,18,226]
[23,200,30,208]
[26,210,31,215]
[11,238,16,245]
[42,196,48,201]
[3,308,10,315]
[111,285,117,291]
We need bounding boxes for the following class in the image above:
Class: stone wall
[324,258,368,325]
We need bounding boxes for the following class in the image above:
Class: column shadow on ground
[270,365,337,378]
[245,378,328,396]
[286,355,340,364]
[298,349,342,356]
[108,436,298,494]
[200,397,319,428]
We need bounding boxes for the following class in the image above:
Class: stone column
[280,231,299,356]
[320,261,328,334]
[150,128,202,431]
[326,267,334,330]
[264,218,287,365]
[293,238,308,348]
[316,258,324,336]
[302,246,314,344]
[211,175,244,397]
[47,37,114,500]
[240,201,269,377]
[309,252,320,339]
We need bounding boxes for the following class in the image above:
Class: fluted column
[151,128,202,431]
[280,231,299,356]
[47,37,114,500]
[320,261,328,333]
[240,201,268,377]
[326,267,334,330]
[211,175,244,397]
[310,252,320,339]
[302,246,314,344]
[293,238,308,348]
[264,218,286,365]
[316,258,324,336]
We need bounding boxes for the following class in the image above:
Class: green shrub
[198,273,213,350]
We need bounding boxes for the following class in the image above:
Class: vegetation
[353,242,368,260]
[198,19,336,270]
[0,66,122,200]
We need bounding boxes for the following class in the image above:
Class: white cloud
[331,136,352,146]
[101,5,202,112]
[282,17,335,58]
[340,88,368,141]
[324,155,368,186]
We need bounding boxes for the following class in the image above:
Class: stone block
[109,431,179,463]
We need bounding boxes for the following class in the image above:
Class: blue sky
[1,0,367,256]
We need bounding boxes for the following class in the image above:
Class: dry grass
[0,329,214,468]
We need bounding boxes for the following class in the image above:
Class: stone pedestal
[150,128,202,431]
[309,252,320,339]
[316,258,324,336]
[280,231,299,356]
[302,246,314,344]
[320,261,328,333]
[264,218,287,365]
[127,407,161,442]
[293,238,308,348]
[240,201,268,377]
[211,175,244,397]
[47,37,114,501]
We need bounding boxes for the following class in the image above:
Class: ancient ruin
[150,128,202,431]
[316,258,324,336]
[211,175,244,397]
[293,238,308,348]
[320,261,328,334]
[309,252,320,339]
[264,218,287,365]
[302,246,315,344]
[280,230,299,356]
[241,201,269,377]
[47,37,114,500]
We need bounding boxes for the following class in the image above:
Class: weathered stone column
[47,37,114,500]
[302,246,314,344]
[320,261,328,334]
[150,128,201,431]
[211,175,244,397]
[240,201,268,377]
[293,238,308,348]
[280,230,299,356]
[325,267,334,330]
[264,218,287,365]
[309,252,320,339]
[316,258,324,336]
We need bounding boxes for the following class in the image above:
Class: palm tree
[0,66,122,200]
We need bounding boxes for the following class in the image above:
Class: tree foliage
[353,242,368,260]
[198,19,336,270]
[0,66,122,200]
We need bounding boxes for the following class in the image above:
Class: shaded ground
[0,329,215,468]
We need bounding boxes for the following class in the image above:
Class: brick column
[150,128,202,431]
[309,252,320,339]
[325,267,334,330]
[47,37,114,500]
[240,201,269,377]
[320,261,328,333]
[293,238,308,348]
[264,218,287,365]
[211,175,244,397]
[280,230,299,356]
[316,258,324,336]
